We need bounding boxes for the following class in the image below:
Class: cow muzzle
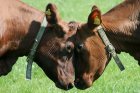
[74,73,93,89]
[56,67,74,90]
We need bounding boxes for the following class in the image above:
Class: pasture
[0,0,139,93]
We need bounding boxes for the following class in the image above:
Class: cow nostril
[67,45,71,50]
[89,74,93,80]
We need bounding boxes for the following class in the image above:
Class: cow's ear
[87,5,102,29]
[45,3,61,24]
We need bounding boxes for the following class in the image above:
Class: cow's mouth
[74,74,94,90]
[55,82,74,90]
[74,79,90,90]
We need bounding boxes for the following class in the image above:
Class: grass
[0,0,140,93]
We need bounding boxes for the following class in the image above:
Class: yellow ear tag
[94,16,101,25]
[45,9,51,16]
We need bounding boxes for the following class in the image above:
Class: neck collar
[97,25,125,71]
[26,17,47,80]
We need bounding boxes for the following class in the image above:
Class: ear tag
[94,16,101,25]
[46,9,51,16]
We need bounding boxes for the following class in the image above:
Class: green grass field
[0,0,140,93]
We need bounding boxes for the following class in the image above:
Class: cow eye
[65,42,74,53]
[76,44,84,52]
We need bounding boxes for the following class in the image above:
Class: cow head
[34,3,78,90]
[73,5,110,89]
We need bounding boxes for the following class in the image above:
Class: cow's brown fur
[0,0,77,90]
[73,0,140,89]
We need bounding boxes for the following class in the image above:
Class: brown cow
[73,0,140,89]
[0,0,77,90]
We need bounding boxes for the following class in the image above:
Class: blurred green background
[0,0,139,93]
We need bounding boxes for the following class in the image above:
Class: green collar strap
[26,17,47,80]
[97,25,125,71]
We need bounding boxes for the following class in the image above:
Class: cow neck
[16,3,47,79]
[101,17,140,55]
[100,0,140,54]
[17,2,45,56]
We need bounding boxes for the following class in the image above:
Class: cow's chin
[45,72,74,90]
[44,70,74,90]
